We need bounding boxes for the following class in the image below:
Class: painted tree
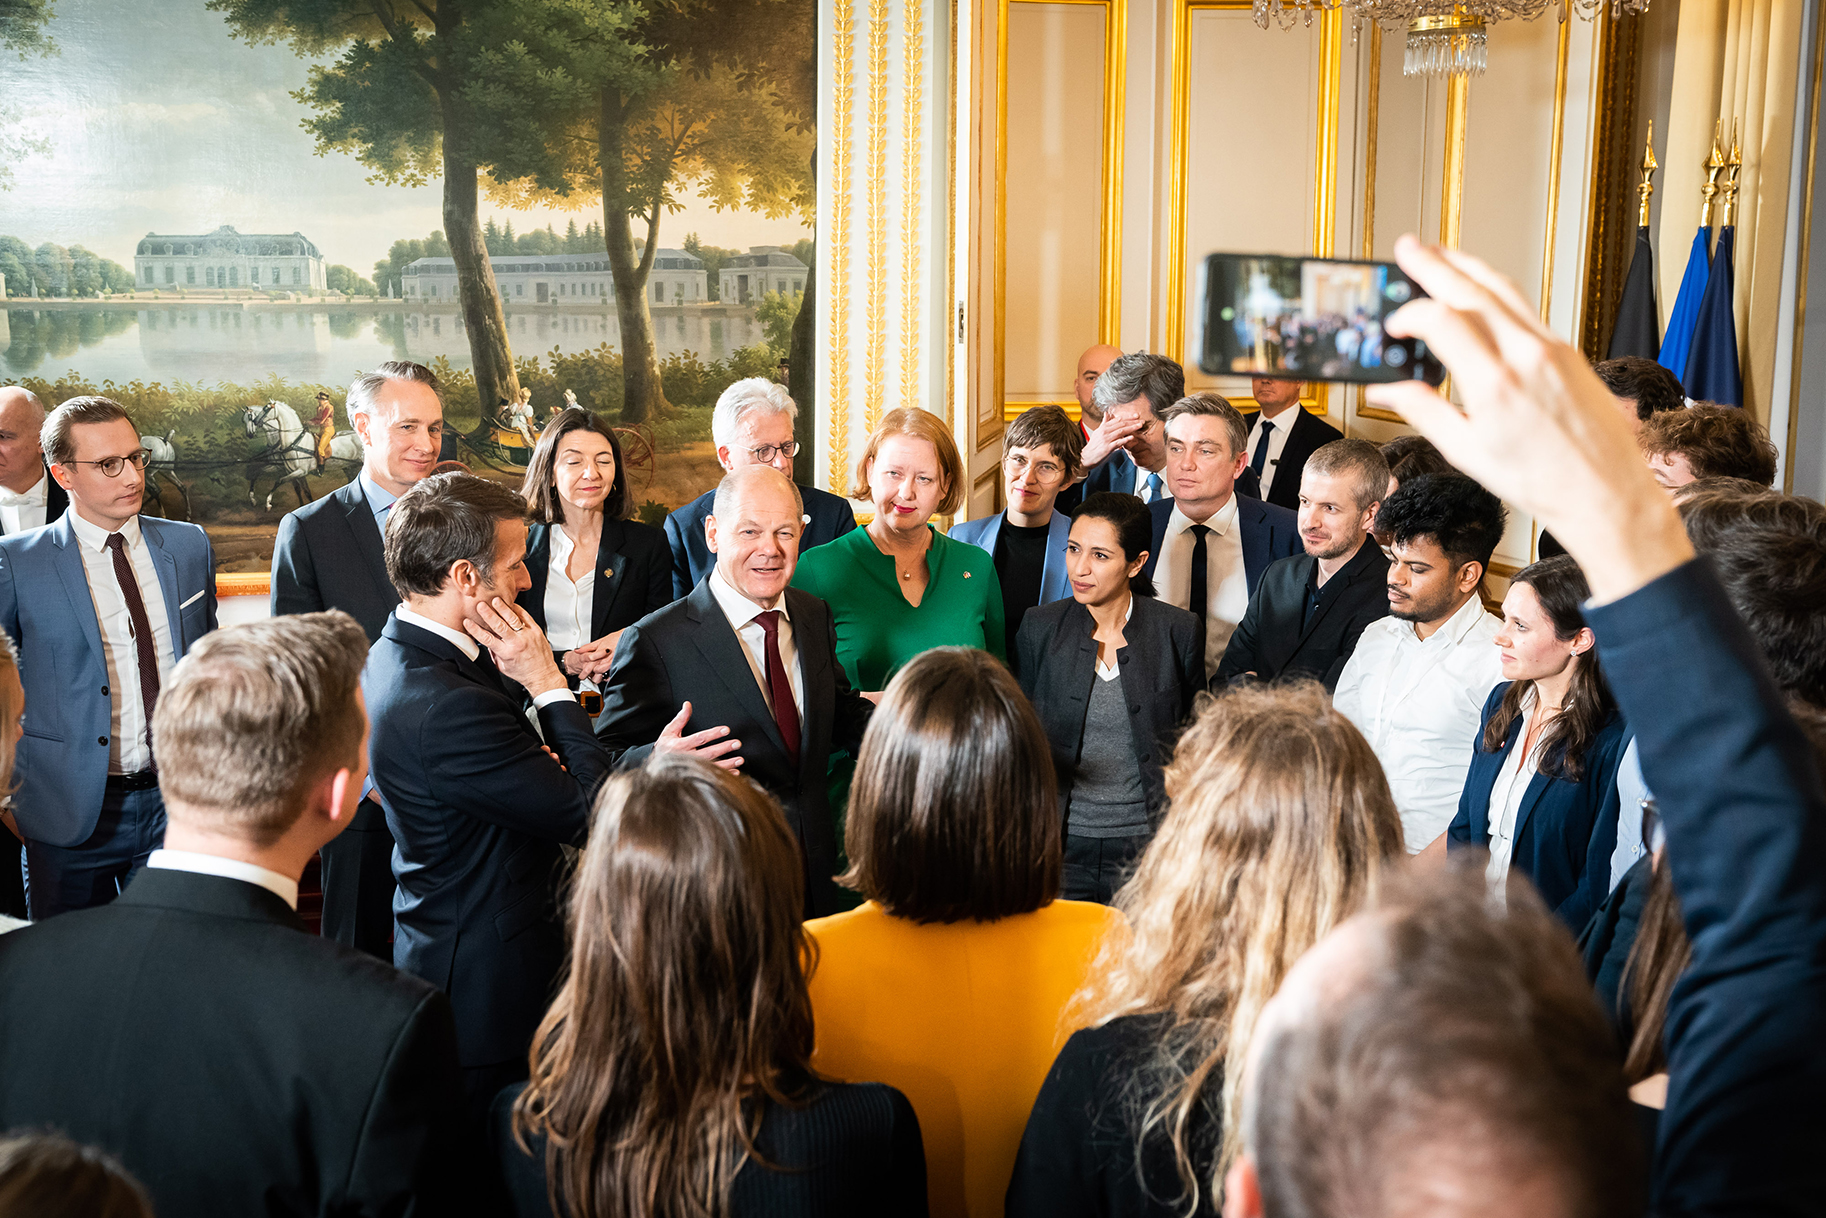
[464,0,814,422]
[206,0,521,414]
[0,0,56,192]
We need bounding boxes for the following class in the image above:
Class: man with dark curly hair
[1593,356,1687,428]
[1333,473,1509,852]
[1639,403,1779,489]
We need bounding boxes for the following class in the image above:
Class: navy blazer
[0,513,216,846]
[1447,683,1629,929]
[1014,594,1203,829]
[1582,560,1826,1216]
[1213,534,1387,691]
[664,483,857,600]
[948,509,1074,608]
[363,611,614,1068]
[517,517,673,645]
[594,582,870,915]
[1141,494,1298,598]
[271,478,398,643]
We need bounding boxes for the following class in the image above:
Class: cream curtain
[1656,0,1808,424]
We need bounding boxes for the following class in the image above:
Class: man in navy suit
[1242,376,1345,512]
[362,471,613,1121]
[1140,393,1300,680]
[1075,353,1182,506]
[664,378,856,598]
[0,396,216,918]
[271,360,445,958]
[1214,438,1390,691]
[949,404,1083,664]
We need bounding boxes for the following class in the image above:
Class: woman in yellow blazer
[805,647,1123,1218]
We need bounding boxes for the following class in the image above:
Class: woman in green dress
[793,406,1005,693]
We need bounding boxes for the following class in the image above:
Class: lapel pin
[603,568,614,579]
[963,571,971,579]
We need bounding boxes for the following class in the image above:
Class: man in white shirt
[1332,472,1509,852]
[1144,393,1300,677]
[0,612,472,1215]
[0,396,216,918]
[0,387,68,534]
[599,465,876,915]
[1243,376,1343,512]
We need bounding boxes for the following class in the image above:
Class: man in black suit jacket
[363,472,614,1121]
[664,378,856,597]
[1242,377,1345,512]
[0,612,473,1217]
[1215,438,1390,691]
[271,362,445,959]
[1141,394,1302,679]
[600,466,873,914]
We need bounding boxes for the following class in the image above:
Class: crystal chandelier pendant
[1403,12,1488,78]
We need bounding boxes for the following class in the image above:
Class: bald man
[0,388,69,535]
[1058,344,1123,514]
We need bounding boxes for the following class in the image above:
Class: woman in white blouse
[1445,555,1630,928]
[516,409,673,700]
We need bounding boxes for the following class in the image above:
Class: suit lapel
[1510,771,1554,850]
[340,482,392,602]
[1290,537,1377,652]
[49,516,107,669]
[787,588,831,785]
[45,469,67,524]
[139,520,185,661]
[1239,499,1271,589]
[684,582,789,758]
[1040,511,1073,604]
[591,520,631,640]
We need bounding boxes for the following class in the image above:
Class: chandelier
[1252,0,1651,79]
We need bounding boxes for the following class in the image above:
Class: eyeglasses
[748,441,800,463]
[1003,452,1065,482]
[69,450,151,478]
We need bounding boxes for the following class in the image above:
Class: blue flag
[1658,227,1711,384]
[1683,226,1743,407]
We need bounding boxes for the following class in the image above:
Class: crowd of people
[0,233,1821,1218]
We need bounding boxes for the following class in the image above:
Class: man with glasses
[0,395,216,917]
[951,404,1083,668]
[664,377,857,598]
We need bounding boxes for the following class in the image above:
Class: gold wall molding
[1439,74,1470,248]
[826,0,857,491]
[1165,0,1345,393]
[1363,23,1381,260]
[901,0,925,415]
[1540,16,1571,325]
[1000,394,1317,422]
[992,0,1127,447]
[864,0,891,433]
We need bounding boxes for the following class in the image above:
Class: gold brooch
[963,571,971,578]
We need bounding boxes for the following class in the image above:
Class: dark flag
[1607,227,1661,359]
[1683,226,1743,406]
[1658,227,1711,385]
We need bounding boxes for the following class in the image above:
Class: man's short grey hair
[347,361,442,421]
[1160,393,1249,458]
[712,464,805,524]
[713,377,799,448]
[1091,353,1186,418]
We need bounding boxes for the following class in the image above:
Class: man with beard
[1214,438,1390,691]
[1332,473,1508,852]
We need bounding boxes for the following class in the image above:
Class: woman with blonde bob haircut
[807,647,1122,1218]
[1007,681,1405,1218]
[794,408,1004,698]
[497,754,927,1218]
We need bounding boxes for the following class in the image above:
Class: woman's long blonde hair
[1072,681,1405,1211]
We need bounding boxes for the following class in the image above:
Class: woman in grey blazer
[1015,493,1203,903]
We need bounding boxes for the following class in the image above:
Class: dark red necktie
[754,610,801,767]
[104,532,161,766]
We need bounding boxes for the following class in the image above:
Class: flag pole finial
[1701,121,1726,227]
[1721,120,1744,226]
[1639,120,1658,227]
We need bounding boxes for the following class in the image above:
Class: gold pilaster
[1440,72,1471,247]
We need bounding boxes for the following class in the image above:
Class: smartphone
[1198,253,1444,385]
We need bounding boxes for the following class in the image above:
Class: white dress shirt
[67,510,175,774]
[1609,738,1653,890]
[708,569,804,718]
[1153,496,1248,677]
[1486,693,1543,887]
[1246,409,1299,501]
[147,848,299,909]
[542,525,596,652]
[0,469,50,534]
[1332,593,1504,852]
[395,605,575,708]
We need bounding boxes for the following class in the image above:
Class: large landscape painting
[1,0,815,573]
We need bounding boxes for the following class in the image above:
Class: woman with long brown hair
[1005,681,1405,1217]
[497,754,927,1218]
[1445,555,1630,928]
